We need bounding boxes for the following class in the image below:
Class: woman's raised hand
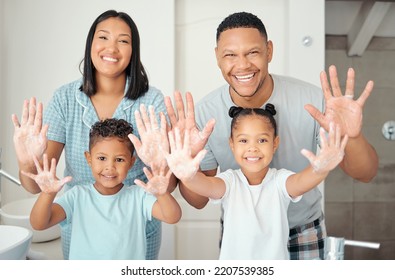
[128,104,169,167]
[12,97,48,164]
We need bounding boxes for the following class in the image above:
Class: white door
[173,0,325,259]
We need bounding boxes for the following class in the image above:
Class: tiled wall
[325,48,395,259]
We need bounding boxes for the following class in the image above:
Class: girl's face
[85,137,134,195]
[91,17,132,79]
[229,115,279,184]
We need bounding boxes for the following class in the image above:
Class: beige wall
[325,45,395,259]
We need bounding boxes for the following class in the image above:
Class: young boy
[25,118,181,260]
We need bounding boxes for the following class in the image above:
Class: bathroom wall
[325,39,395,259]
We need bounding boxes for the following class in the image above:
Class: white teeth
[246,157,259,162]
[235,73,254,81]
[103,56,118,62]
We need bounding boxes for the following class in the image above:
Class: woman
[12,10,167,260]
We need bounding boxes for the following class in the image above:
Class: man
[166,12,378,260]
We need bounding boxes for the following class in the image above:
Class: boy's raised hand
[134,162,172,196]
[165,128,207,182]
[301,122,348,174]
[21,154,72,194]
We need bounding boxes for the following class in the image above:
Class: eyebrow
[96,30,131,38]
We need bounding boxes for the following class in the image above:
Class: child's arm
[165,128,226,199]
[22,154,71,230]
[286,123,348,198]
[135,163,181,224]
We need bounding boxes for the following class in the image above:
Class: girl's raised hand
[165,128,207,182]
[301,122,348,174]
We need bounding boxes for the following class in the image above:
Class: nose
[104,161,115,170]
[248,145,258,152]
[106,39,119,53]
[237,55,251,69]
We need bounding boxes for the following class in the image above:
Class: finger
[134,179,147,189]
[128,134,142,151]
[11,114,21,129]
[328,65,342,97]
[34,102,44,133]
[168,130,176,152]
[340,134,349,151]
[142,166,153,180]
[165,95,177,127]
[140,104,152,131]
[20,99,29,125]
[174,91,186,120]
[193,149,207,167]
[174,127,182,150]
[165,168,172,179]
[185,92,196,126]
[148,105,159,130]
[33,155,43,173]
[60,176,73,187]
[344,68,355,98]
[27,97,37,125]
[42,154,49,172]
[50,157,57,175]
[301,149,316,165]
[184,129,191,152]
[41,124,49,139]
[356,80,374,108]
[319,127,328,148]
[335,124,341,148]
[328,122,335,147]
[21,170,36,180]
[304,104,328,130]
[200,119,216,140]
[319,70,332,101]
[134,109,146,135]
[159,112,168,137]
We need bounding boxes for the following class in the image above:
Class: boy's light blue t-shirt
[56,184,156,260]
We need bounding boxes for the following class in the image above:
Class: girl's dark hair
[216,12,268,42]
[89,118,134,155]
[229,103,277,137]
[80,10,149,100]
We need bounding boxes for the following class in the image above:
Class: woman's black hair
[80,10,149,100]
[229,103,277,137]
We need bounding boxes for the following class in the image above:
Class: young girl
[166,104,348,260]
[24,119,181,260]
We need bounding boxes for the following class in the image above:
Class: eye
[258,138,268,144]
[116,158,125,162]
[119,39,130,44]
[238,139,247,144]
[98,156,106,161]
[224,53,235,58]
[98,35,108,40]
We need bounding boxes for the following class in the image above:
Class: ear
[84,151,92,166]
[215,46,221,68]
[129,155,136,169]
[273,136,280,153]
[229,137,234,152]
[266,40,273,63]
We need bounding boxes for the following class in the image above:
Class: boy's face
[229,115,279,184]
[85,137,135,195]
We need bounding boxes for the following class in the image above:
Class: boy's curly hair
[89,118,134,154]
